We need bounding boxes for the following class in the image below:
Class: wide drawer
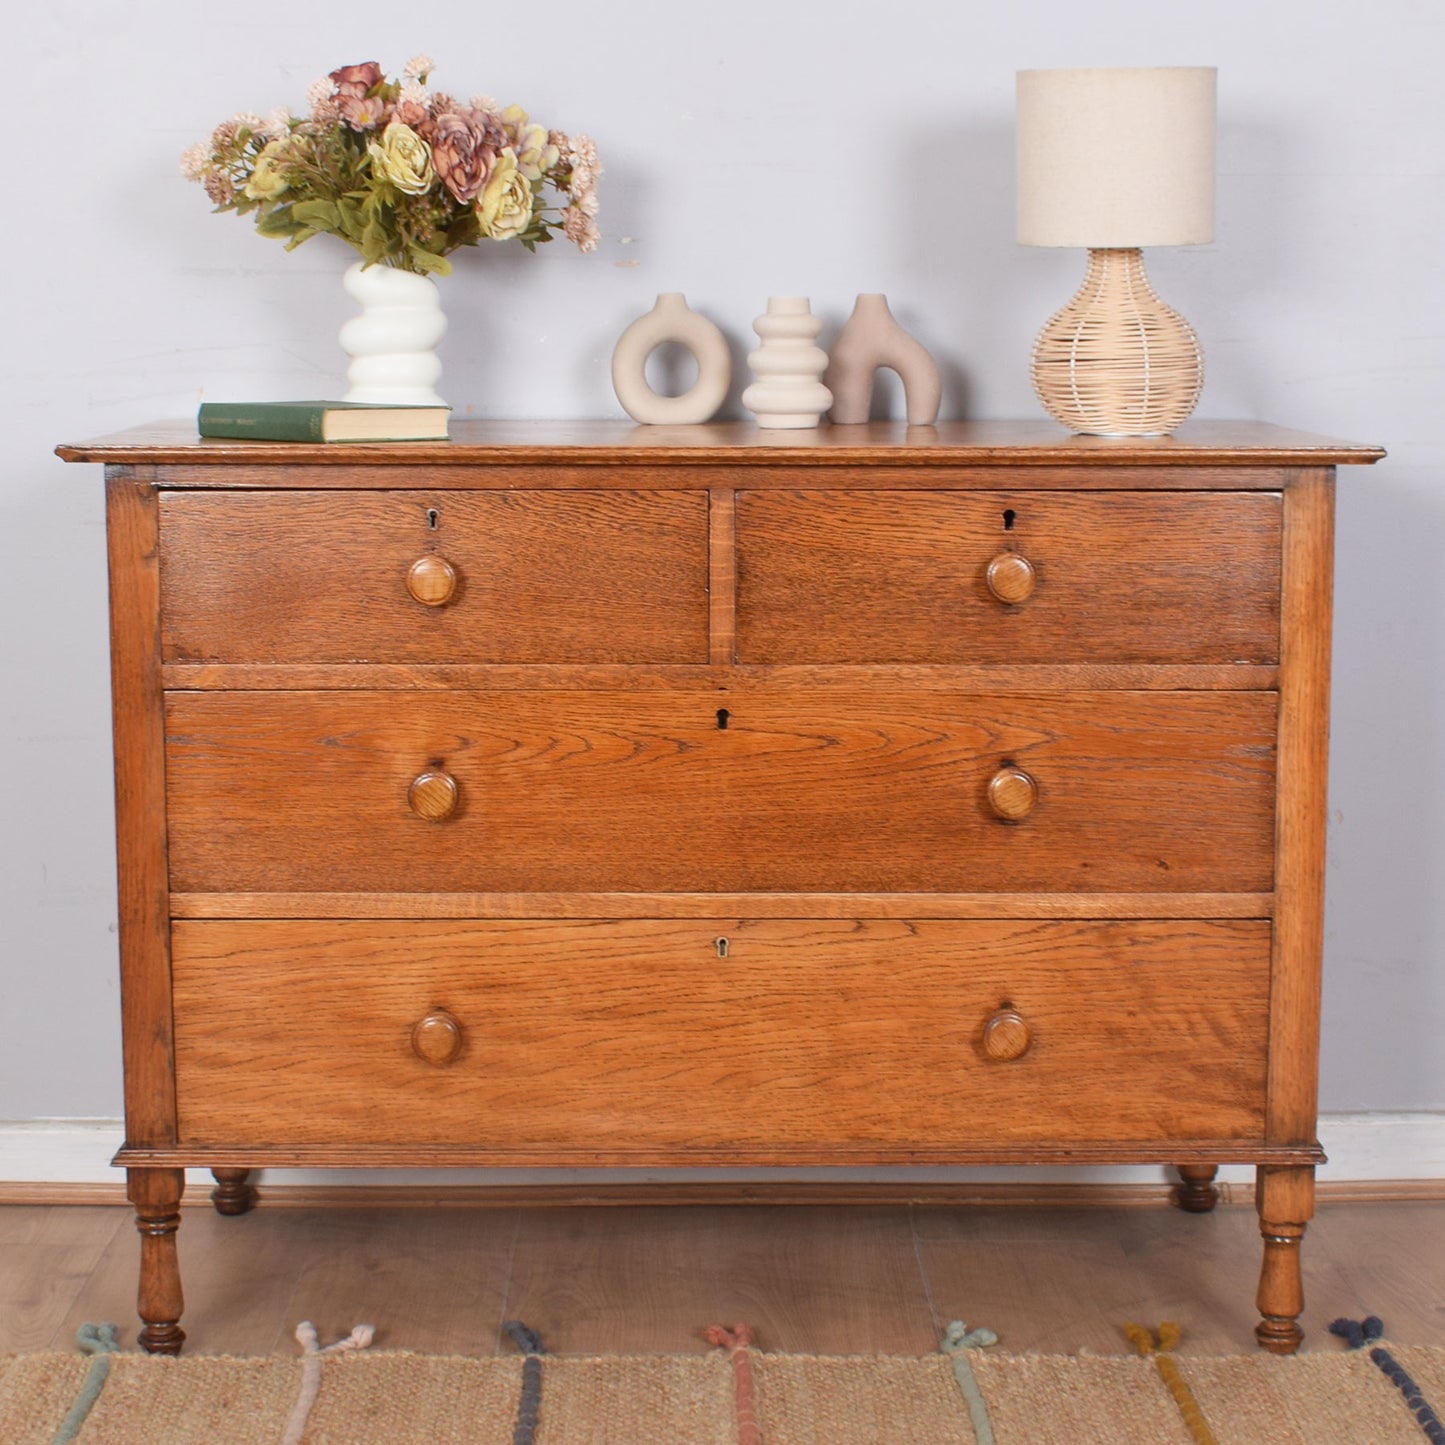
[164,690,1277,893]
[735,491,1282,663]
[157,490,709,663]
[171,918,1270,1152]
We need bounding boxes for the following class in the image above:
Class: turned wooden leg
[1255,1164,1314,1354]
[1175,1164,1221,1213]
[210,1168,258,1216]
[128,1167,186,1355]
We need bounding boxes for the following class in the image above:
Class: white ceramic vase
[339,262,448,407]
[741,297,832,429]
[611,294,732,424]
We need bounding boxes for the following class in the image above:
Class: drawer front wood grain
[171,918,1270,1151]
[736,490,1282,663]
[164,689,1277,894]
[158,490,709,663]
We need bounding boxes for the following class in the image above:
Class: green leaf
[335,197,365,241]
[254,206,301,238]
[289,199,343,232]
[407,245,451,276]
[282,227,319,251]
[360,213,389,264]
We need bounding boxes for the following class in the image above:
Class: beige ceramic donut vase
[611,294,732,425]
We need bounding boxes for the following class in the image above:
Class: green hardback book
[197,400,451,443]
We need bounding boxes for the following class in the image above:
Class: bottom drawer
[171,918,1269,1157]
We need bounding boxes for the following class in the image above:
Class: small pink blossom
[341,93,389,131]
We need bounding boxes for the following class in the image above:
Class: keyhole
[1002,509,1016,531]
[716,708,730,729]
[426,508,440,530]
[715,937,730,958]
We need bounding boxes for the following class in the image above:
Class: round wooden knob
[411,1010,463,1066]
[985,552,1036,604]
[408,770,458,821]
[406,555,458,607]
[987,766,1038,822]
[983,1008,1031,1062]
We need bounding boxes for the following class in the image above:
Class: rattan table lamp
[1017,66,1216,436]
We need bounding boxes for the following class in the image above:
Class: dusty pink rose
[430,111,497,203]
[328,62,383,100]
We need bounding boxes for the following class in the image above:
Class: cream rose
[368,121,436,195]
[476,150,534,240]
[243,140,293,201]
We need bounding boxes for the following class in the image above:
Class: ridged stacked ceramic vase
[741,297,832,429]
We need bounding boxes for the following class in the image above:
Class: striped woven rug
[3,1323,1442,1443]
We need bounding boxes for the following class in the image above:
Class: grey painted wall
[3,0,1442,1121]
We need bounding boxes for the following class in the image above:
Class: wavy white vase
[339,262,448,407]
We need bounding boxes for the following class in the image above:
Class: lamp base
[1030,248,1203,436]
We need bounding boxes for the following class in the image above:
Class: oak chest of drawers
[58,419,1383,1354]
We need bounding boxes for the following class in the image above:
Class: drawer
[157,490,709,663]
[735,491,1282,663]
[164,689,1276,894]
[170,918,1270,1152]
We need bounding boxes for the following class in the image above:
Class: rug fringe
[1124,1322,1218,1445]
[280,1320,373,1445]
[1331,1316,1445,1443]
[48,1323,119,1445]
[940,1320,998,1445]
[706,1324,760,1445]
[503,1320,548,1445]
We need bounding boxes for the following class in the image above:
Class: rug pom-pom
[1363,1315,1385,1342]
[704,1323,754,1350]
[504,1321,548,1356]
[76,1323,119,1357]
[1330,1317,1365,1349]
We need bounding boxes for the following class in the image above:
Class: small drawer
[164,689,1277,894]
[171,917,1270,1154]
[158,489,709,663]
[735,490,1282,664]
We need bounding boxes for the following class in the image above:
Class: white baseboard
[1,1112,1441,1191]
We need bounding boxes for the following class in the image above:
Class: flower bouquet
[182,56,600,276]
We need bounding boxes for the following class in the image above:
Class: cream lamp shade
[1017,67,1216,247]
[1016,67,1217,436]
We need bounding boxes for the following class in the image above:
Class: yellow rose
[476,150,535,240]
[243,139,293,201]
[367,121,435,195]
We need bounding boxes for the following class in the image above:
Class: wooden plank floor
[1,1200,1442,1358]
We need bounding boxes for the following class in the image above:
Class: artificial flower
[367,121,435,195]
[477,149,534,239]
[430,110,496,203]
